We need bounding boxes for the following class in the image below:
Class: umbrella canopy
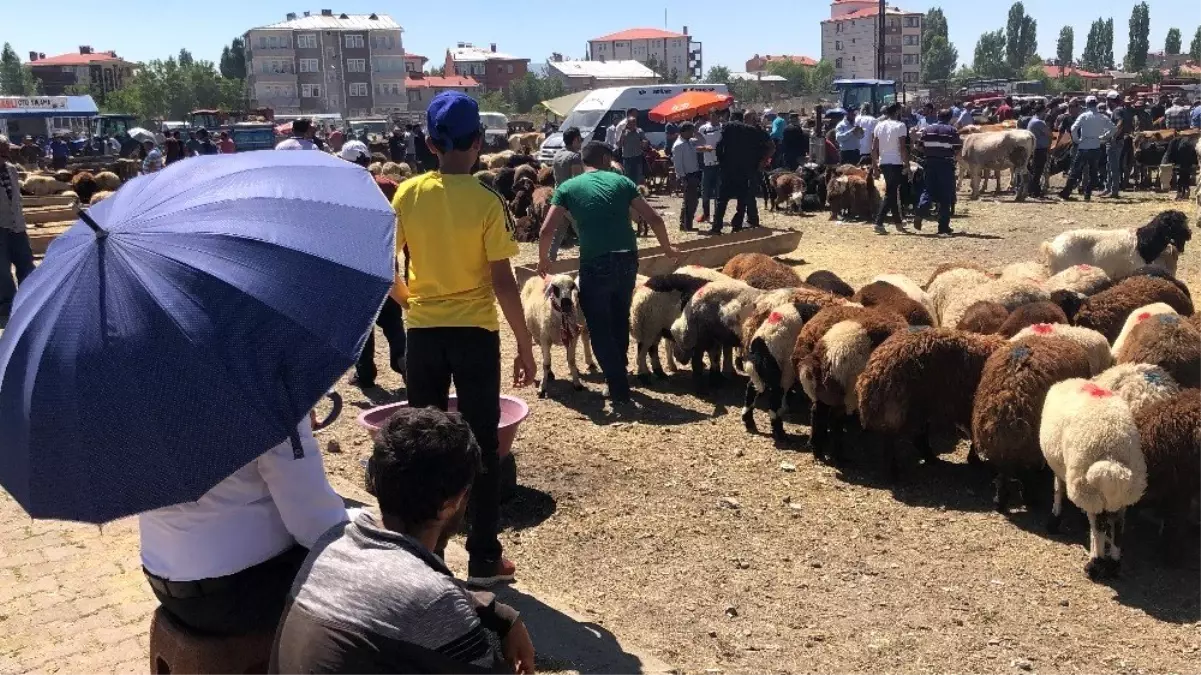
[0,151,396,523]
[127,127,156,143]
[541,90,591,118]
[648,91,734,124]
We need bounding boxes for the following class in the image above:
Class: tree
[178,49,194,68]
[808,59,836,94]
[1101,18,1115,69]
[427,65,445,76]
[0,43,41,95]
[1191,26,1201,62]
[921,35,959,83]
[475,90,512,114]
[922,8,949,59]
[1164,28,1182,55]
[1055,27,1074,76]
[220,38,246,80]
[98,56,244,121]
[765,60,811,96]
[705,65,731,84]
[502,72,567,114]
[1005,3,1038,71]
[974,29,1010,78]
[1081,18,1107,72]
[1125,3,1150,71]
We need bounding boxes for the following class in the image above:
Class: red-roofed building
[403,53,427,74]
[587,26,702,81]
[405,72,480,108]
[1040,64,1109,90]
[820,1,923,84]
[745,54,818,75]
[27,47,135,99]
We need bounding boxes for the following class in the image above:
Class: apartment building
[27,47,135,100]
[244,10,407,119]
[444,43,529,92]
[403,53,428,74]
[587,28,703,81]
[820,0,923,84]
[546,59,658,93]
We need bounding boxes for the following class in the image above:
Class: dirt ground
[321,185,1201,674]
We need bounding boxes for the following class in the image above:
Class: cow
[960,129,1035,201]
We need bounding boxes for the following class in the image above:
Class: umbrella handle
[311,392,344,431]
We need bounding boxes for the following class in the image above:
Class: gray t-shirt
[619,125,645,157]
[552,148,582,186]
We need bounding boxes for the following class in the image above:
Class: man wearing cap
[0,136,34,329]
[1058,96,1114,201]
[276,119,317,150]
[1103,91,1131,198]
[391,91,537,587]
[1164,96,1192,132]
[912,109,960,237]
[141,139,164,174]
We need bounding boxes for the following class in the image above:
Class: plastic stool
[148,606,274,674]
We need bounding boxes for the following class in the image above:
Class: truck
[229,122,277,152]
[834,79,899,116]
[481,112,510,150]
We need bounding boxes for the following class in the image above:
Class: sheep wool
[940,278,1049,330]
[1039,229,1150,278]
[670,280,761,390]
[630,274,709,380]
[998,260,1051,284]
[742,302,820,441]
[996,300,1069,338]
[1093,363,1182,416]
[805,270,855,298]
[871,274,934,317]
[1133,388,1200,563]
[853,280,934,326]
[1044,264,1110,296]
[1111,302,1177,356]
[521,274,594,398]
[1073,276,1194,342]
[722,253,776,280]
[924,261,993,289]
[956,300,1010,334]
[1112,315,1201,389]
[1010,323,1113,375]
[675,265,733,283]
[926,267,994,325]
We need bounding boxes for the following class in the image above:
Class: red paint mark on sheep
[768,311,783,324]
[1074,264,1093,270]
[1136,312,1151,322]
[1081,382,1113,398]
[696,283,709,297]
[1032,323,1054,335]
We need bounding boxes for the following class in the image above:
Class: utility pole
[876,0,886,79]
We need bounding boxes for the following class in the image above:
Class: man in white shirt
[870,103,911,235]
[856,103,878,163]
[671,121,710,232]
[275,118,318,150]
[697,109,723,224]
[140,421,351,635]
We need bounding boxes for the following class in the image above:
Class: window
[835,22,844,33]
[258,37,267,49]
[302,84,322,97]
[473,63,484,75]
[345,34,364,49]
[507,64,513,73]
[408,90,421,103]
[297,33,317,49]
[350,82,368,97]
[903,72,919,83]
[615,42,625,48]
[904,53,919,65]
[903,35,919,46]
[390,82,400,94]
[268,36,279,48]
[299,58,318,72]
[885,54,901,66]
[885,35,901,46]
[835,40,843,50]
[347,58,365,72]
[904,16,921,28]
[835,57,843,68]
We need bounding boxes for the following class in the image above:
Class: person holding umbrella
[0,136,34,329]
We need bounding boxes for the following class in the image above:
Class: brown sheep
[70,171,100,206]
[513,163,538,186]
[804,270,855,298]
[1073,276,1194,342]
[852,281,934,326]
[509,177,535,221]
[971,336,1094,512]
[528,187,555,230]
[956,300,1010,334]
[1113,313,1201,388]
[996,300,1069,338]
[770,173,805,212]
[924,261,994,289]
[827,174,874,221]
[474,170,497,188]
[740,263,805,291]
[89,190,114,205]
[536,166,555,187]
[722,253,775,280]
[1132,388,1200,564]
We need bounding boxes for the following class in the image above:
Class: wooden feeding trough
[514,227,803,284]
[28,222,76,255]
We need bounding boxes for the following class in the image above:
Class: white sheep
[998,260,1050,284]
[1044,263,1110,296]
[940,277,1049,330]
[670,279,761,393]
[741,302,810,442]
[92,171,122,191]
[675,264,733,283]
[20,175,70,196]
[1092,363,1181,416]
[1040,378,1147,580]
[521,274,596,398]
[1110,302,1177,356]
[630,273,709,382]
[1038,210,1191,278]
[1009,323,1113,375]
[926,267,994,326]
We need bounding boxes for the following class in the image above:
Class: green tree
[705,65,731,84]
[220,38,247,80]
[474,90,512,114]
[1056,26,1074,75]
[1164,28,1182,55]
[1191,26,1201,61]
[1101,18,1115,69]
[922,8,949,52]
[1138,68,1163,84]
[1005,3,1038,71]
[974,29,1010,78]
[808,59,835,94]
[178,49,194,68]
[99,56,244,121]
[0,43,41,95]
[1125,3,1150,71]
[427,65,445,76]
[921,35,959,83]
[1081,19,1105,72]
[765,60,811,96]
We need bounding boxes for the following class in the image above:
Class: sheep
[1132,388,1200,564]
[1113,313,1201,388]
[998,260,1050,284]
[53,169,73,182]
[486,150,515,169]
[939,277,1049,329]
[1038,209,1192,278]
[926,267,995,325]
[1048,289,1087,322]
[521,274,596,398]
[1093,363,1182,414]
[996,300,1069,338]
[88,190,114,205]
[852,280,934,326]
[1044,263,1110,296]
[722,253,775,280]
[870,274,934,317]
[856,328,1007,479]
[493,167,518,201]
[1072,275,1194,342]
[826,170,878,221]
[956,300,1010,334]
[380,162,402,179]
[769,173,806,212]
[675,265,733,283]
[971,336,1094,512]
[528,187,555,230]
[509,177,535,220]
[1110,302,1177,355]
[513,163,538,187]
[69,171,100,205]
[805,270,854,298]
[741,300,826,442]
[1109,265,1192,299]
[1010,323,1113,375]
[630,273,709,382]
[20,176,70,196]
[536,166,555,187]
[474,170,497,189]
[670,280,761,393]
[924,261,994,289]
[367,162,382,176]
[795,307,908,463]
[1039,378,1147,580]
[721,252,805,292]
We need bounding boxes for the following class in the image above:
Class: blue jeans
[1105,141,1124,196]
[577,251,638,401]
[621,156,644,185]
[0,230,36,319]
[1061,148,1102,199]
[701,165,721,217]
[917,159,956,232]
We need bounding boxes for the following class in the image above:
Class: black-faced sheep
[741,300,825,442]
[1040,378,1147,580]
[670,280,761,393]
[804,270,855,298]
[1072,275,1194,342]
[971,336,1094,512]
[630,273,709,382]
[856,328,1007,479]
[996,300,1069,338]
[521,274,596,398]
[1113,312,1201,388]
[1039,209,1191,278]
[69,171,100,205]
[955,300,1010,334]
[852,280,934,326]
[1009,323,1113,375]
[1132,388,1200,565]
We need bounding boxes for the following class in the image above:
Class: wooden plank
[514,227,803,285]
[22,195,78,208]
[28,224,75,255]
[24,206,78,225]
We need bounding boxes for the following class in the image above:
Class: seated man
[272,407,535,674]
[139,421,351,635]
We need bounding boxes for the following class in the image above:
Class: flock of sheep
[523,208,1197,581]
[19,167,129,206]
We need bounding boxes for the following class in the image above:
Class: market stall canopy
[648,91,734,124]
[0,95,98,119]
[541,90,592,118]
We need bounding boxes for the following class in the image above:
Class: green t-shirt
[550,170,639,261]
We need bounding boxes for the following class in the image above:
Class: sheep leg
[648,337,668,379]
[915,429,939,465]
[741,381,760,434]
[829,408,849,464]
[537,338,554,399]
[993,473,1013,514]
[691,349,709,394]
[1085,510,1123,580]
[580,329,598,372]
[969,168,981,201]
[1046,475,1066,534]
[767,384,788,443]
[565,336,583,391]
[723,345,737,377]
[636,340,652,381]
[810,401,830,462]
[663,338,678,374]
[707,346,725,387]
[1019,467,1050,512]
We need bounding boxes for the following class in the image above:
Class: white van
[537,83,730,163]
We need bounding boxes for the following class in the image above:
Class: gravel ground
[320,185,1200,674]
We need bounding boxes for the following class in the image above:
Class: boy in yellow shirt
[391,91,536,586]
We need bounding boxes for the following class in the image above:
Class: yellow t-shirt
[392,172,519,331]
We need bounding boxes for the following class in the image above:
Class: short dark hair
[562,126,582,146]
[626,107,638,116]
[581,140,612,168]
[446,128,482,152]
[885,103,901,116]
[366,406,480,527]
[679,121,695,133]
[937,108,953,123]
[731,110,745,122]
[293,119,312,135]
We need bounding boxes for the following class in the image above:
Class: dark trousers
[783,151,801,171]
[406,327,502,567]
[1176,164,1195,198]
[917,159,956,232]
[1028,148,1048,197]
[839,149,859,164]
[621,156,644,184]
[0,230,36,319]
[50,155,67,170]
[146,545,307,635]
[355,297,406,385]
[1061,148,1103,199]
[700,165,721,218]
[874,164,905,227]
[713,170,758,231]
[680,171,701,230]
[577,251,638,401]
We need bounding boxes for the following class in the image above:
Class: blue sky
[3,1,1195,73]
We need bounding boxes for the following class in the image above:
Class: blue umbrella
[0,150,396,523]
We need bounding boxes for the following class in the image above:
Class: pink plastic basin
[355,395,530,458]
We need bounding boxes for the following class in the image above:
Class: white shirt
[139,422,350,581]
[698,122,722,166]
[857,115,878,155]
[275,137,317,150]
[671,137,702,176]
[873,119,909,166]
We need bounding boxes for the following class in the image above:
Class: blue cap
[427,91,480,151]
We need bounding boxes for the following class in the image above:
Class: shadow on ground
[500,485,557,531]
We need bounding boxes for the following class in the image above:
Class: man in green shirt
[536,141,677,405]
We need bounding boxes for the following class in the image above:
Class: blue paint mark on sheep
[1143,368,1169,386]
[1156,314,1181,326]
[1007,344,1032,364]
